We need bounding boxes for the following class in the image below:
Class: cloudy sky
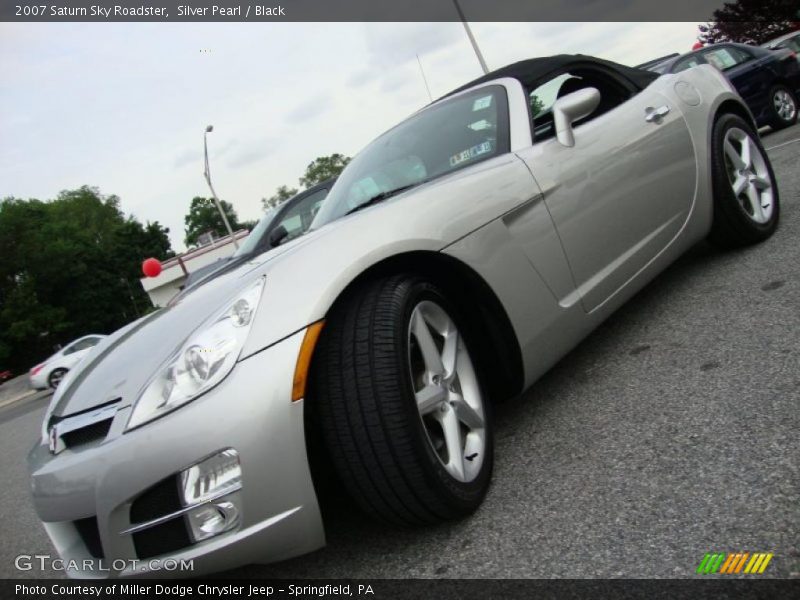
[1,22,699,251]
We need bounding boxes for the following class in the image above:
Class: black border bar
[4,579,800,600]
[3,0,798,23]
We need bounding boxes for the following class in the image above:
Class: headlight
[126,277,265,430]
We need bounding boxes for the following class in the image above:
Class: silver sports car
[29,54,779,578]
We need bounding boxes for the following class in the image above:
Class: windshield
[233,207,278,257]
[312,85,509,228]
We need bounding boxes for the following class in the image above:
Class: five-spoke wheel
[768,85,798,130]
[709,113,779,248]
[409,300,486,483]
[722,127,775,225]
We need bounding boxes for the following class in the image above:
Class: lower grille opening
[130,475,192,559]
[61,418,112,449]
[74,517,104,559]
[130,475,182,522]
[133,518,193,559]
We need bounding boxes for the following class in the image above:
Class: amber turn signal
[291,321,324,402]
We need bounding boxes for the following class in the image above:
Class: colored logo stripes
[696,552,773,574]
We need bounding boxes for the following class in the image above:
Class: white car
[29,335,106,390]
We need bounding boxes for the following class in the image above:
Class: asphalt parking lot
[1,125,798,580]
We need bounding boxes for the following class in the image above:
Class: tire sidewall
[711,113,779,239]
[395,277,494,509]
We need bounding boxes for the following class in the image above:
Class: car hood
[50,232,323,418]
[49,153,535,418]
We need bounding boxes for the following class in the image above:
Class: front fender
[240,153,539,359]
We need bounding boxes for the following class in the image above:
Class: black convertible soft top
[444,54,660,98]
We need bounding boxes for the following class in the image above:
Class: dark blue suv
[645,42,800,130]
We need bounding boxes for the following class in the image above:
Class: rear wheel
[311,275,493,525]
[707,113,779,248]
[48,368,68,389]
[767,84,797,130]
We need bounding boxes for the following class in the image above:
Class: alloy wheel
[722,127,774,224]
[407,300,486,483]
[773,89,797,122]
[49,370,66,388]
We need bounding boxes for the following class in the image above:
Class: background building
[139,230,249,307]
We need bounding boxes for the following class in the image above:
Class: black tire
[767,84,798,130]
[707,113,780,249]
[48,368,68,389]
[310,275,493,526]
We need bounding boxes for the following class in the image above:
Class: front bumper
[27,329,325,578]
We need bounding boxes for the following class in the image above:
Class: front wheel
[311,275,493,525]
[707,113,780,249]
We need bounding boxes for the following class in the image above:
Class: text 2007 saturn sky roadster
[29,54,779,577]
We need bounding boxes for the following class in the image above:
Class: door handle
[645,105,670,123]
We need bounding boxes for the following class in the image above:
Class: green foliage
[0,186,174,372]
[698,0,799,45]
[262,185,298,211]
[298,153,351,188]
[529,95,545,119]
[183,197,241,246]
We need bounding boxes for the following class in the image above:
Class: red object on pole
[692,41,703,50]
[142,258,162,277]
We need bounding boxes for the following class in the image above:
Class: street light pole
[452,0,489,75]
[416,53,433,102]
[203,125,239,249]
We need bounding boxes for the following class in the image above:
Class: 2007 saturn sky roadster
[29,54,780,577]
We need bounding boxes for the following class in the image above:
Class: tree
[0,186,174,373]
[261,185,298,211]
[183,197,241,246]
[697,0,799,45]
[298,153,351,188]
[529,95,545,119]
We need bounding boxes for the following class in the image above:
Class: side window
[528,69,632,143]
[672,55,702,73]
[276,188,329,242]
[703,46,750,71]
[67,337,100,353]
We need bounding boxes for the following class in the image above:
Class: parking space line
[765,138,800,151]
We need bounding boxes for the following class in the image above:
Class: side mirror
[267,225,289,248]
[552,87,601,147]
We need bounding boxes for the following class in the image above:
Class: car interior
[341,88,508,208]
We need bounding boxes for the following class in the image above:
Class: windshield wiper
[345,183,421,216]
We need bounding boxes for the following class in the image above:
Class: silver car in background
[28,54,780,577]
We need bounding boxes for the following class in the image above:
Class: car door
[515,67,697,312]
